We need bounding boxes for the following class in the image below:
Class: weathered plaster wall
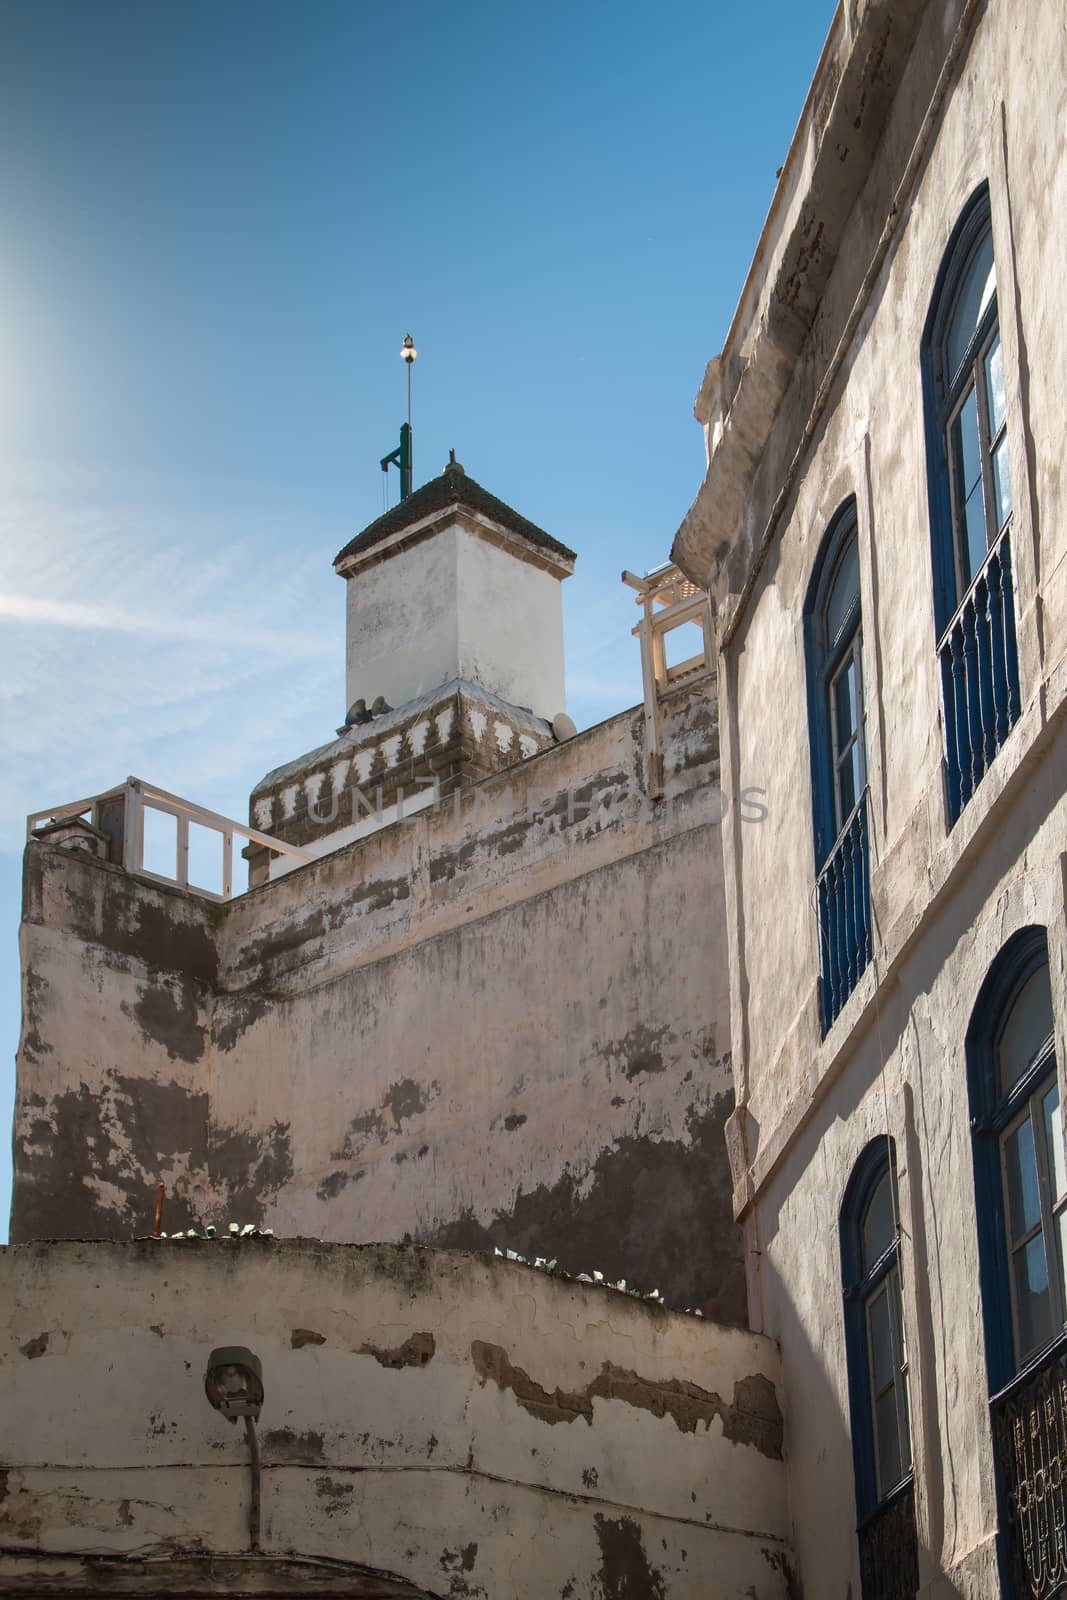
[13,848,220,1242]
[0,1240,794,1599]
[683,0,1067,1592]
[719,0,1067,1195]
[14,678,746,1321]
[453,523,567,720]
[344,525,460,714]
[757,783,1067,1596]
[343,518,567,722]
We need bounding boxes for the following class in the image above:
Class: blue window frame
[968,929,1066,1597]
[969,930,1063,1387]
[804,500,872,1031]
[840,1140,919,1600]
[923,186,1021,824]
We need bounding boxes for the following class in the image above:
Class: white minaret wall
[344,515,567,720]
[344,525,460,714]
[454,524,565,720]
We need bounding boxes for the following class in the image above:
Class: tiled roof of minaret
[334,457,577,569]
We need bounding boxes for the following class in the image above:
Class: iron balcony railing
[857,1477,920,1600]
[817,788,872,1031]
[991,1335,1067,1599]
[938,521,1021,825]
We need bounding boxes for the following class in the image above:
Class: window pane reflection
[869,1285,893,1390]
[826,536,860,648]
[1013,1234,1054,1357]
[1044,1086,1066,1202]
[954,389,983,497]
[985,336,1006,435]
[998,966,1055,1095]
[946,229,996,379]
[1004,1117,1042,1240]
[863,1170,895,1271]
[835,658,859,749]
[875,1388,903,1494]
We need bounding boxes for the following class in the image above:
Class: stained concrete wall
[0,1239,794,1599]
[13,677,747,1322]
[671,0,1067,1593]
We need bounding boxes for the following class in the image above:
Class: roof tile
[334,460,576,569]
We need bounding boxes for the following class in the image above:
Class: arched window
[804,500,872,1030]
[970,929,1063,1384]
[923,186,1021,822]
[969,929,1065,1595]
[840,1140,919,1599]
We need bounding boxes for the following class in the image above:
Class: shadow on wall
[421,1088,746,1324]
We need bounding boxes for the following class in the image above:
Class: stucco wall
[13,677,747,1322]
[343,519,567,722]
[13,846,221,1243]
[679,0,1067,1592]
[0,1239,793,1598]
[719,0,1067,1118]
[757,779,1067,1596]
[344,525,460,714]
[454,523,567,720]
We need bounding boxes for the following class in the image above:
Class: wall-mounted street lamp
[205,1347,264,1550]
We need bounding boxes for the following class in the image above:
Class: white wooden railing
[26,776,312,901]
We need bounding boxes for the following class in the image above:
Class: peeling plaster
[470,1342,783,1455]
[361,1331,436,1369]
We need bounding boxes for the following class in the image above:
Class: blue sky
[0,0,836,1236]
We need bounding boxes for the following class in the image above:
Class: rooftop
[334,456,577,572]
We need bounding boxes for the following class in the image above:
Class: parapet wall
[0,1239,792,1598]
[13,678,747,1321]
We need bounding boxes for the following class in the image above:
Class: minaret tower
[247,452,576,883]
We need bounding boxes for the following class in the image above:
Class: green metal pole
[399,422,412,501]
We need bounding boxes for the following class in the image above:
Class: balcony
[938,522,1021,826]
[857,1477,919,1600]
[26,777,311,901]
[816,790,872,1031]
[991,1336,1067,1599]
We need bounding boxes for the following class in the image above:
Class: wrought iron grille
[938,522,1021,825]
[992,1339,1067,1599]
[858,1478,920,1600]
[816,790,872,1031]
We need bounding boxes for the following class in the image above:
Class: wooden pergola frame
[622,563,713,798]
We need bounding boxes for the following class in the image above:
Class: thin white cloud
[0,463,350,848]
[0,590,334,659]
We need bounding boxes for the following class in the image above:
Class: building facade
[672,0,1067,1595]
[5,0,1067,1593]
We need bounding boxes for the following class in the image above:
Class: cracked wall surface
[13,677,746,1320]
[0,1239,792,1599]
